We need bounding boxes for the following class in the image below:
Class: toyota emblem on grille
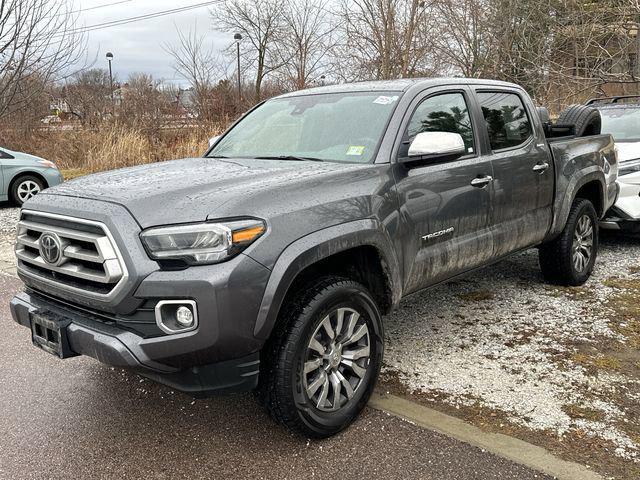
[39,233,62,265]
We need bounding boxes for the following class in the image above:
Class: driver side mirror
[401,132,467,166]
[208,135,221,148]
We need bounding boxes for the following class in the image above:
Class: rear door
[473,89,554,256]
[392,87,495,294]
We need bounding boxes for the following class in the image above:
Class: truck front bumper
[10,290,261,396]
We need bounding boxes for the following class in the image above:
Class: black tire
[539,198,598,286]
[258,276,384,438]
[10,174,44,206]
[557,104,601,137]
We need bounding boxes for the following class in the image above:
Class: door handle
[533,162,549,173]
[470,175,493,188]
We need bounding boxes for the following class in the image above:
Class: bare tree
[211,0,287,101]
[120,73,173,134]
[0,0,84,119]
[335,0,437,80]
[165,26,225,121]
[63,69,113,126]
[431,0,495,78]
[484,0,639,107]
[277,0,336,90]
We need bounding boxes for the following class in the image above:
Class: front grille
[16,210,128,299]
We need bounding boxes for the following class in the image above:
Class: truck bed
[546,133,617,240]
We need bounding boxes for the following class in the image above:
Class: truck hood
[42,157,370,228]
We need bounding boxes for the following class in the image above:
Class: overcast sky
[73,0,230,85]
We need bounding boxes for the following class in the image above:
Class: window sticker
[346,146,366,156]
[373,95,399,105]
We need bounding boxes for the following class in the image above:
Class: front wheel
[258,276,383,438]
[539,198,598,286]
[10,175,44,206]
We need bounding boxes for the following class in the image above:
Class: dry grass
[2,122,224,174]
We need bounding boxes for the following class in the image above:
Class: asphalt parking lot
[0,273,552,480]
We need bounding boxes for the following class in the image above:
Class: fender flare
[546,169,605,241]
[252,219,402,340]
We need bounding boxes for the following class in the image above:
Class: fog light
[176,306,194,326]
[154,300,198,334]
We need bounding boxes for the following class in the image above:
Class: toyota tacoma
[11,78,618,438]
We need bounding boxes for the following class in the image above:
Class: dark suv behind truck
[11,78,617,437]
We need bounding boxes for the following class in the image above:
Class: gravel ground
[0,206,19,276]
[384,233,640,465]
[0,205,19,234]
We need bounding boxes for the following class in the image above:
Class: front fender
[251,219,402,340]
[6,166,62,191]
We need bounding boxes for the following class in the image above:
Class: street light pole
[234,33,242,105]
[106,52,114,114]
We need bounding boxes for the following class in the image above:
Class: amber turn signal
[232,225,265,244]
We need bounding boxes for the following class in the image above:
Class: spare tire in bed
[557,104,601,137]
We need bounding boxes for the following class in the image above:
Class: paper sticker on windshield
[346,146,365,156]
[373,95,399,105]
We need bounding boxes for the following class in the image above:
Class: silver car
[0,147,64,206]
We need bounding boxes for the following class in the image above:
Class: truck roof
[276,77,522,98]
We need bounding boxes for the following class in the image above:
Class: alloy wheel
[572,214,593,273]
[17,180,41,203]
[303,307,371,412]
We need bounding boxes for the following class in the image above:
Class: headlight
[37,159,57,169]
[140,219,266,265]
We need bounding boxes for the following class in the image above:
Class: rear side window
[404,92,475,154]
[477,92,532,150]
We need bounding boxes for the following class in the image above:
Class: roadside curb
[369,391,603,480]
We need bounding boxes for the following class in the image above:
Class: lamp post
[233,33,242,104]
[106,52,114,113]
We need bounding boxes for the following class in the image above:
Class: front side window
[477,92,532,150]
[208,92,402,164]
[403,92,475,155]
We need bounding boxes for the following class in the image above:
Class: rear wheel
[10,175,44,206]
[539,198,598,286]
[258,276,383,438]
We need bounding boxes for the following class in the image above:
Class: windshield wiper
[254,155,324,162]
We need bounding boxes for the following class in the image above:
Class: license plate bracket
[30,311,78,359]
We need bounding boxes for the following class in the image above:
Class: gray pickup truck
[11,78,617,438]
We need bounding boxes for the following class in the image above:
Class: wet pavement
[0,274,552,480]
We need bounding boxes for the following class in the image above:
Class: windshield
[208,92,402,163]
[600,107,640,142]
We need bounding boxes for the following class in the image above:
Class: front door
[392,89,495,294]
